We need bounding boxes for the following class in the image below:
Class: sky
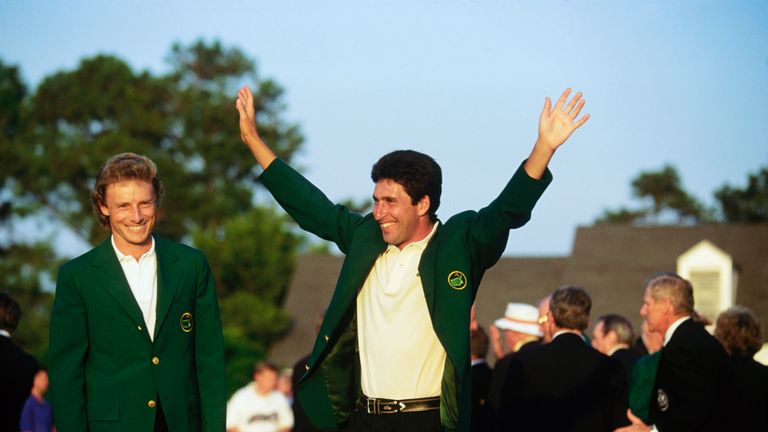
[1,0,767,257]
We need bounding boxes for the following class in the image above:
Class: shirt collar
[111,235,156,263]
[664,316,691,346]
[385,221,439,254]
[553,330,585,341]
[0,329,10,338]
[608,344,630,356]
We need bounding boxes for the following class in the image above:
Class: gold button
[324,335,329,342]
[137,325,142,332]
[152,357,160,365]
[148,400,156,408]
[305,364,310,371]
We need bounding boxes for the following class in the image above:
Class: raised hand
[537,88,590,152]
[523,88,589,179]
[235,86,276,169]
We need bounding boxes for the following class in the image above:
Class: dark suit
[0,335,40,432]
[48,237,226,432]
[649,318,730,432]
[611,347,641,383]
[470,360,493,432]
[727,355,768,431]
[496,333,629,431]
[260,158,551,432]
[487,339,540,411]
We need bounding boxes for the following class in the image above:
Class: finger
[541,96,552,116]
[554,88,571,110]
[573,113,590,130]
[565,92,582,115]
[569,99,586,119]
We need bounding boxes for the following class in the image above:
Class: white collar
[553,330,585,341]
[0,329,10,338]
[385,220,439,253]
[663,316,691,346]
[111,235,156,262]
[608,344,630,356]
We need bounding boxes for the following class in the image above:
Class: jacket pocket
[87,400,119,421]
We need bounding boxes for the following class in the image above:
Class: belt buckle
[365,397,378,415]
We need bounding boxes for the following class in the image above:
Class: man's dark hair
[371,150,442,222]
[91,152,165,229]
[254,360,279,375]
[550,285,591,331]
[470,326,489,359]
[597,314,635,345]
[0,292,22,333]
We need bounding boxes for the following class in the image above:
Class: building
[269,224,768,367]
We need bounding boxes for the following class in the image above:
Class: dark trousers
[154,403,169,432]
[345,409,442,432]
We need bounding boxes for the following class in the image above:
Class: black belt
[358,395,440,415]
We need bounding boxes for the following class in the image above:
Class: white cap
[494,302,543,337]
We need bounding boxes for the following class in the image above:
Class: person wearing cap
[487,303,542,411]
[495,286,630,431]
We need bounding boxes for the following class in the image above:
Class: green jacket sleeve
[48,264,89,432]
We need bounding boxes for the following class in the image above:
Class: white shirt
[111,236,158,340]
[0,329,10,338]
[663,316,691,346]
[357,222,445,399]
[226,384,294,432]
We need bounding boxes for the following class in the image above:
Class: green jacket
[261,158,551,431]
[628,351,661,424]
[49,237,226,432]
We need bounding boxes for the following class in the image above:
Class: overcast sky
[2,0,766,256]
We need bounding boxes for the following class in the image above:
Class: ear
[417,195,431,217]
[99,203,110,217]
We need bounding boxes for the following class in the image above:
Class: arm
[524,88,589,179]
[195,255,227,432]
[47,266,88,432]
[236,86,277,170]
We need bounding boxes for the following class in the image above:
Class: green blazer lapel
[154,238,181,340]
[91,239,146,329]
[418,222,441,317]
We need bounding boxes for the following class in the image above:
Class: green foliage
[0,41,304,378]
[596,164,766,225]
[596,165,712,225]
[715,168,768,223]
[0,242,60,360]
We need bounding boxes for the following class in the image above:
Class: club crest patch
[447,270,467,290]
[180,312,193,333]
[656,388,669,412]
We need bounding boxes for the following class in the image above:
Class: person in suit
[48,153,226,432]
[592,313,641,382]
[495,285,630,432]
[235,86,589,432]
[714,306,768,431]
[0,292,40,432]
[487,302,542,411]
[618,273,730,432]
[470,326,493,432]
[626,318,663,425]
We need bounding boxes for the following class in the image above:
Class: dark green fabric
[49,237,226,432]
[629,351,661,424]
[261,158,551,432]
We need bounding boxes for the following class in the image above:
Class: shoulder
[59,239,111,272]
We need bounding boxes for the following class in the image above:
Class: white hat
[494,303,542,337]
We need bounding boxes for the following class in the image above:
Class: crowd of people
[469,275,768,431]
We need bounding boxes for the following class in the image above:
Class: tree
[0,41,304,384]
[715,168,768,223]
[595,165,711,225]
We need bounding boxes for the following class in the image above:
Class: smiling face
[99,179,157,259]
[372,178,432,250]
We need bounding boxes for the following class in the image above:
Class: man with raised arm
[235,86,588,432]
